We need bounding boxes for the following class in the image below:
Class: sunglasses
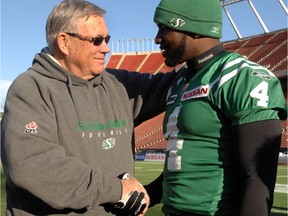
[66,32,111,46]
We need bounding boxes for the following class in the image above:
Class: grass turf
[1,162,287,216]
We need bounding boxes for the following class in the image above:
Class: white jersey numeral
[165,106,183,170]
[249,81,269,107]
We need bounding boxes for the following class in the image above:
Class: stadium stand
[138,53,167,74]
[105,54,124,68]
[280,90,288,152]
[134,113,167,152]
[116,54,147,71]
[106,28,287,153]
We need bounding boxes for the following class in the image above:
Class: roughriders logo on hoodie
[102,138,116,150]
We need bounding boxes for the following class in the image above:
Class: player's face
[155,24,187,67]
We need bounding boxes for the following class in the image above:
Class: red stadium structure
[106,0,287,153]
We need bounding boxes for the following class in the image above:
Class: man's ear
[57,33,69,55]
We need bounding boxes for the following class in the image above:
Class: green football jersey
[162,51,287,215]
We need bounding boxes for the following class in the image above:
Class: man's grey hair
[46,0,106,49]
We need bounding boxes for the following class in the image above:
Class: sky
[0,0,287,108]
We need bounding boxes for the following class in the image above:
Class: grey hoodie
[1,49,177,215]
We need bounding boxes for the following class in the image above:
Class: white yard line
[274,184,288,194]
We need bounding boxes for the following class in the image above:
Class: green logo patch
[102,138,116,150]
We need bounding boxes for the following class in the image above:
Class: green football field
[1,162,287,216]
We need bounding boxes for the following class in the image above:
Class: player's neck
[185,44,225,81]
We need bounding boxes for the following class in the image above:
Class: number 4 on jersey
[249,81,269,107]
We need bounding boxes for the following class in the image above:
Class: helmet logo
[169,18,186,27]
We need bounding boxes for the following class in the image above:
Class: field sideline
[1,162,287,216]
[134,161,288,216]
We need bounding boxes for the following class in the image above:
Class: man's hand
[113,173,150,216]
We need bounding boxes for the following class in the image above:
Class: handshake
[112,173,149,216]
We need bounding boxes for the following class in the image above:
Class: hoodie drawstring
[99,80,118,121]
[67,76,85,127]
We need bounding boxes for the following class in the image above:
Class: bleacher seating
[105,54,124,68]
[280,120,287,151]
[106,28,287,152]
[224,29,287,71]
[117,54,147,71]
[134,113,167,151]
[258,41,287,71]
[280,91,288,151]
[138,53,166,74]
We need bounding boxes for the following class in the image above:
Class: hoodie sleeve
[106,68,178,126]
[1,73,122,211]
